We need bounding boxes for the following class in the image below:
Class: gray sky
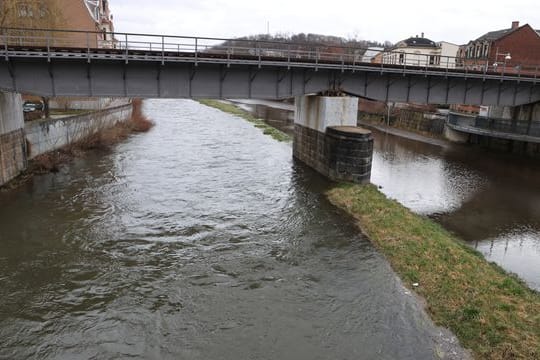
[109,0,540,45]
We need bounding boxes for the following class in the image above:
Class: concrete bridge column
[293,96,373,183]
[0,92,26,186]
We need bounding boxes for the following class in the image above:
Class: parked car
[23,102,37,113]
[22,101,44,113]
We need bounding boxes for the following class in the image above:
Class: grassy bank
[327,184,539,359]
[197,99,291,142]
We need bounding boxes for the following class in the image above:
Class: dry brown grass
[130,98,155,132]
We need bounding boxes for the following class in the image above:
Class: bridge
[2,28,540,185]
[1,28,540,106]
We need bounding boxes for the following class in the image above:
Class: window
[18,3,32,17]
[102,28,107,40]
[399,53,404,64]
[38,2,48,17]
[429,55,435,65]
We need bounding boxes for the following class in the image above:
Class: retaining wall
[25,104,132,159]
[358,109,446,136]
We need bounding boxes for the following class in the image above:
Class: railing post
[161,36,165,65]
[287,44,290,70]
[125,33,129,64]
[47,31,51,62]
[86,31,90,62]
[3,29,8,61]
[258,43,261,68]
[195,38,198,66]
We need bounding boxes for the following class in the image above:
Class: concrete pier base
[293,96,373,183]
[0,92,26,186]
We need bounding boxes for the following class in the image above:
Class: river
[369,128,540,291]
[0,100,468,359]
[238,99,540,292]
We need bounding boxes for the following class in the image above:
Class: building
[381,34,459,68]
[361,47,384,63]
[0,0,115,48]
[437,41,459,68]
[458,21,540,74]
[382,34,441,67]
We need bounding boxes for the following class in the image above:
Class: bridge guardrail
[2,27,540,81]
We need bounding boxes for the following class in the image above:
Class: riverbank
[1,99,153,191]
[197,99,291,142]
[327,184,540,359]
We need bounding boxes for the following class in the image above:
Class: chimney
[421,32,424,38]
[511,21,519,29]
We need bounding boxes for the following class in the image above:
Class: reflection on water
[370,128,540,290]
[0,100,467,359]
[474,228,540,290]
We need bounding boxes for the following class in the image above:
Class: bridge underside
[1,58,540,106]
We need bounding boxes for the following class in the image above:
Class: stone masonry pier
[293,96,373,183]
[0,92,26,186]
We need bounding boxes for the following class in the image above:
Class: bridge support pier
[293,96,373,184]
[0,91,26,186]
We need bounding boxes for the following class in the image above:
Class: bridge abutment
[293,96,373,184]
[0,92,26,186]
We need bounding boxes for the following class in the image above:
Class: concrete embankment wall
[358,109,446,136]
[0,92,26,186]
[48,97,131,111]
[25,104,133,159]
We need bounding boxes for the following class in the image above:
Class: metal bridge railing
[2,27,540,80]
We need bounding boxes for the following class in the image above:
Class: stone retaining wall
[0,128,26,185]
[358,109,446,136]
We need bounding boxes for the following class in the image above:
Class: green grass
[197,99,291,142]
[327,184,540,360]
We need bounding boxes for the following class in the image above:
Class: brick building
[1,0,115,48]
[458,21,540,74]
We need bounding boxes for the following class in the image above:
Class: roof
[475,28,517,42]
[397,37,438,48]
[475,24,540,42]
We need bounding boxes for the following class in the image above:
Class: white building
[382,35,459,68]
[437,41,459,68]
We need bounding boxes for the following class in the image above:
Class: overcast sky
[109,0,540,45]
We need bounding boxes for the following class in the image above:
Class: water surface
[0,100,466,359]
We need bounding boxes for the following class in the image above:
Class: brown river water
[370,128,540,291]
[241,99,540,292]
[0,100,470,359]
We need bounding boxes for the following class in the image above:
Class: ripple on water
[0,100,470,360]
